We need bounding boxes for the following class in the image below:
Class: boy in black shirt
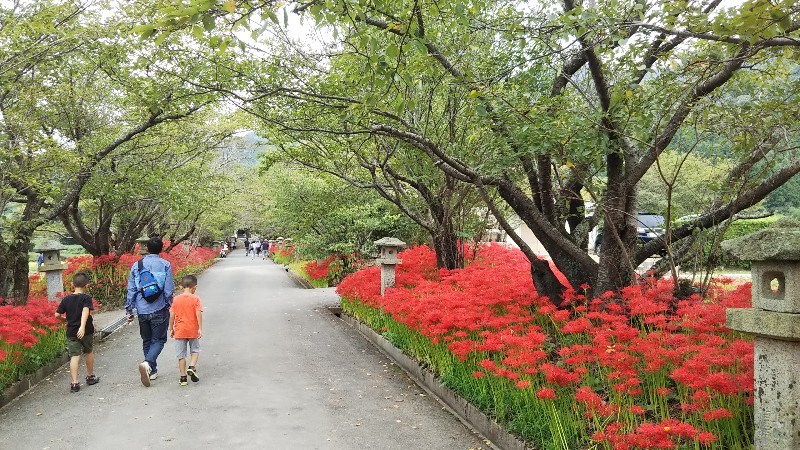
[55,272,99,393]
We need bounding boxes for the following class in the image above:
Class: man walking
[126,237,175,387]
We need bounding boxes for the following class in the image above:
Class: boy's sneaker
[86,375,100,385]
[187,367,199,382]
[149,371,158,380]
[70,383,80,393]
[179,376,188,386]
[139,362,151,387]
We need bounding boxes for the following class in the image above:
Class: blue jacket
[125,254,174,315]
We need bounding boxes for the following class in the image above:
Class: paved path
[0,250,487,449]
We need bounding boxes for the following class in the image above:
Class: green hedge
[714,216,779,269]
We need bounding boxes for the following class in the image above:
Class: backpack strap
[136,258,144,300]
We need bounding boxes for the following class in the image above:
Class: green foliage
[638,150,732,219]
[263,164,423,260]
[765,172,800,216]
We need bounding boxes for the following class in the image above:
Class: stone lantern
[722,219,800,449]
[374,237,406,296]
[136,236,149,255]
[34,240,67,301]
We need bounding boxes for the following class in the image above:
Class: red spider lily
[536,387,557,400]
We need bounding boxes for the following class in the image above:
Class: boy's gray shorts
[174,338,201,359]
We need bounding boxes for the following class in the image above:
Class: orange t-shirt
[170,293,203,339]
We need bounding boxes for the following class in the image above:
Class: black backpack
[137,259,163,303]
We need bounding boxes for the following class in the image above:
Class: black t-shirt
[56,293,95,339]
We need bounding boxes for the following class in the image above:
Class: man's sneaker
[179,376,188,386]
[70,383,80,393]
[149,371,158,380]
[139,362,151,387]
[187,367,199,382]
[86,374,100,385]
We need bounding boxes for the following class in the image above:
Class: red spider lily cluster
[303,253,364,285]
[28,242,217,309]
[0,297,64,390]
[269,244,295,264]
[337,243,754,449]
[304,255,336,280]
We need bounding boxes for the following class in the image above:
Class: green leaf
[154,31,170,46]
[476,104,488,116]
[411,39,427,54]
[202,14,215,31]
[386,44,399,59]
[192,25,204,40]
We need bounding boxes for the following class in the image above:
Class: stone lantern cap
[374,237,406,248]
[35,239,68,272]
[720,218,800,261]
[375,237,406,265]
[33,240,67,253]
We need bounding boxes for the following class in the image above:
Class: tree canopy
[3,0,800,303]
[148,0,800,300]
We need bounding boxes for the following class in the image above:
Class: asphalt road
[0,250,488,450]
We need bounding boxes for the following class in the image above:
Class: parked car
[594,212,666,256]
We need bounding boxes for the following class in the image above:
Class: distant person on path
[55,272,99,393]
[126,237,175,387]
[37,252,44,269]
[169,275,203,386]
[250,240,259,260]
[261,240,269,260]
[244,238,251,256]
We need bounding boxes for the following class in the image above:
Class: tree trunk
[0,238,32,303]
[594,236,636,296]
[431,221,462,270]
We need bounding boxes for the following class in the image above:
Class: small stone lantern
[136,236,150,255]
[374,237,406,296]
[722,219,800,449]
[34,240,68,301]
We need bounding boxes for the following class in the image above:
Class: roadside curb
[286,268,314,289]
[0,353,69,410]
[333,308,532,450]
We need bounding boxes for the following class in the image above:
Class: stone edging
[0,353,69,410]
[286,268,314,289]
[334,308,532,450]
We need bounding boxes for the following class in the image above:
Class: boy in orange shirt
[169,275,203,386]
